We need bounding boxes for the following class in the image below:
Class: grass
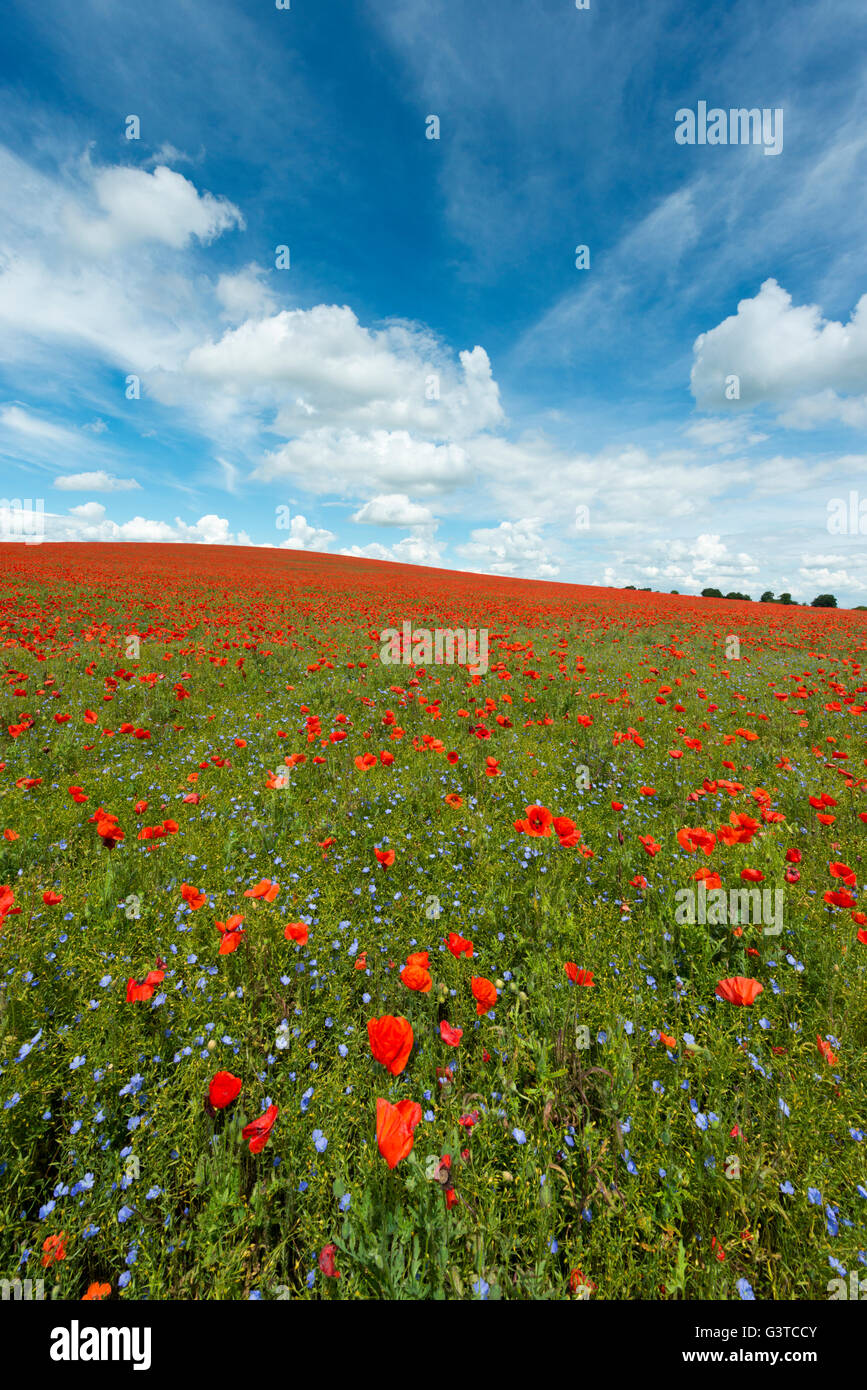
[0,545,865,1300]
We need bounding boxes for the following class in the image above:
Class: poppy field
[1,542,865,1303]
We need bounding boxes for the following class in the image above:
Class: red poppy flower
[241,1103,278,1154]
[375,1097,422,1168]
[817,1036,839,1067]
[446,931,474,959]
[677,827,716,855]
[564,963,594,986]
[125,964,165,1003]
[216,915,245,953]
[96,818,124,848]
[368,1015,414,1074]
[514,804,553,836]
[209,1071,242,1109]
[824,889,856,909]
[439,1020,463,1047]
[374,847,396,867]
[42,1232,67,1267]
[318,1244,341,1278]
[829,861,856,885]
[284,921,309,946]
[401,962,432,993]
[82,1282,111,1301]
[471,975,498,1015]
[244,879,280,901]
[715,976,763,1007]
[181,883,207,909]
[43,891,63,905]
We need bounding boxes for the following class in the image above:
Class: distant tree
[725,591,752,601]
[670,589,679,594]
[624,584,636,590]
[760,590,775,603]
[778,592,795,605]
[855,605,867,611]
[812,594,837,608]
[701,587,723,598]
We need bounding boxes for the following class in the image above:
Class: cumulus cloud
[797,563,867,593]
[256,427,471,497]
[182,305,502,440]
[691,279,867,423]
[456,518,560,577]
[0,507,238,545]
[276,514,336,551]
[68,501,106,521]
[64,164,244,255]
[351,493,436,526]
[341,530,444,567]
[0,149,236,373]
[599,533,762,593]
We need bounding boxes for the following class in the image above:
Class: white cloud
[691,279,867,421]
[684,417,769,453]
[54,471,140,492]
[778,390,867,430]
[64,164,244,255]
[0,404,77,443]
[256,427,471,496]
[0,150,237,374]
[216,457,241,494]
[456,518,560,577]
[351,493,436,526]
[215,264,277,322]
[603,533,762,594]
[797,563,867,594]
[182,305,502,440]
[68,501,106,521]
[0,506,239,545]
[276,514,336,551]
[341,530,444,567]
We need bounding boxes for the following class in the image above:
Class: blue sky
[1,0,867,600]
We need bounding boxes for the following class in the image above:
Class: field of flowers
[0,542,865,1302]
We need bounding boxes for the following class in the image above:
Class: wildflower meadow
[1,542,865,1306]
